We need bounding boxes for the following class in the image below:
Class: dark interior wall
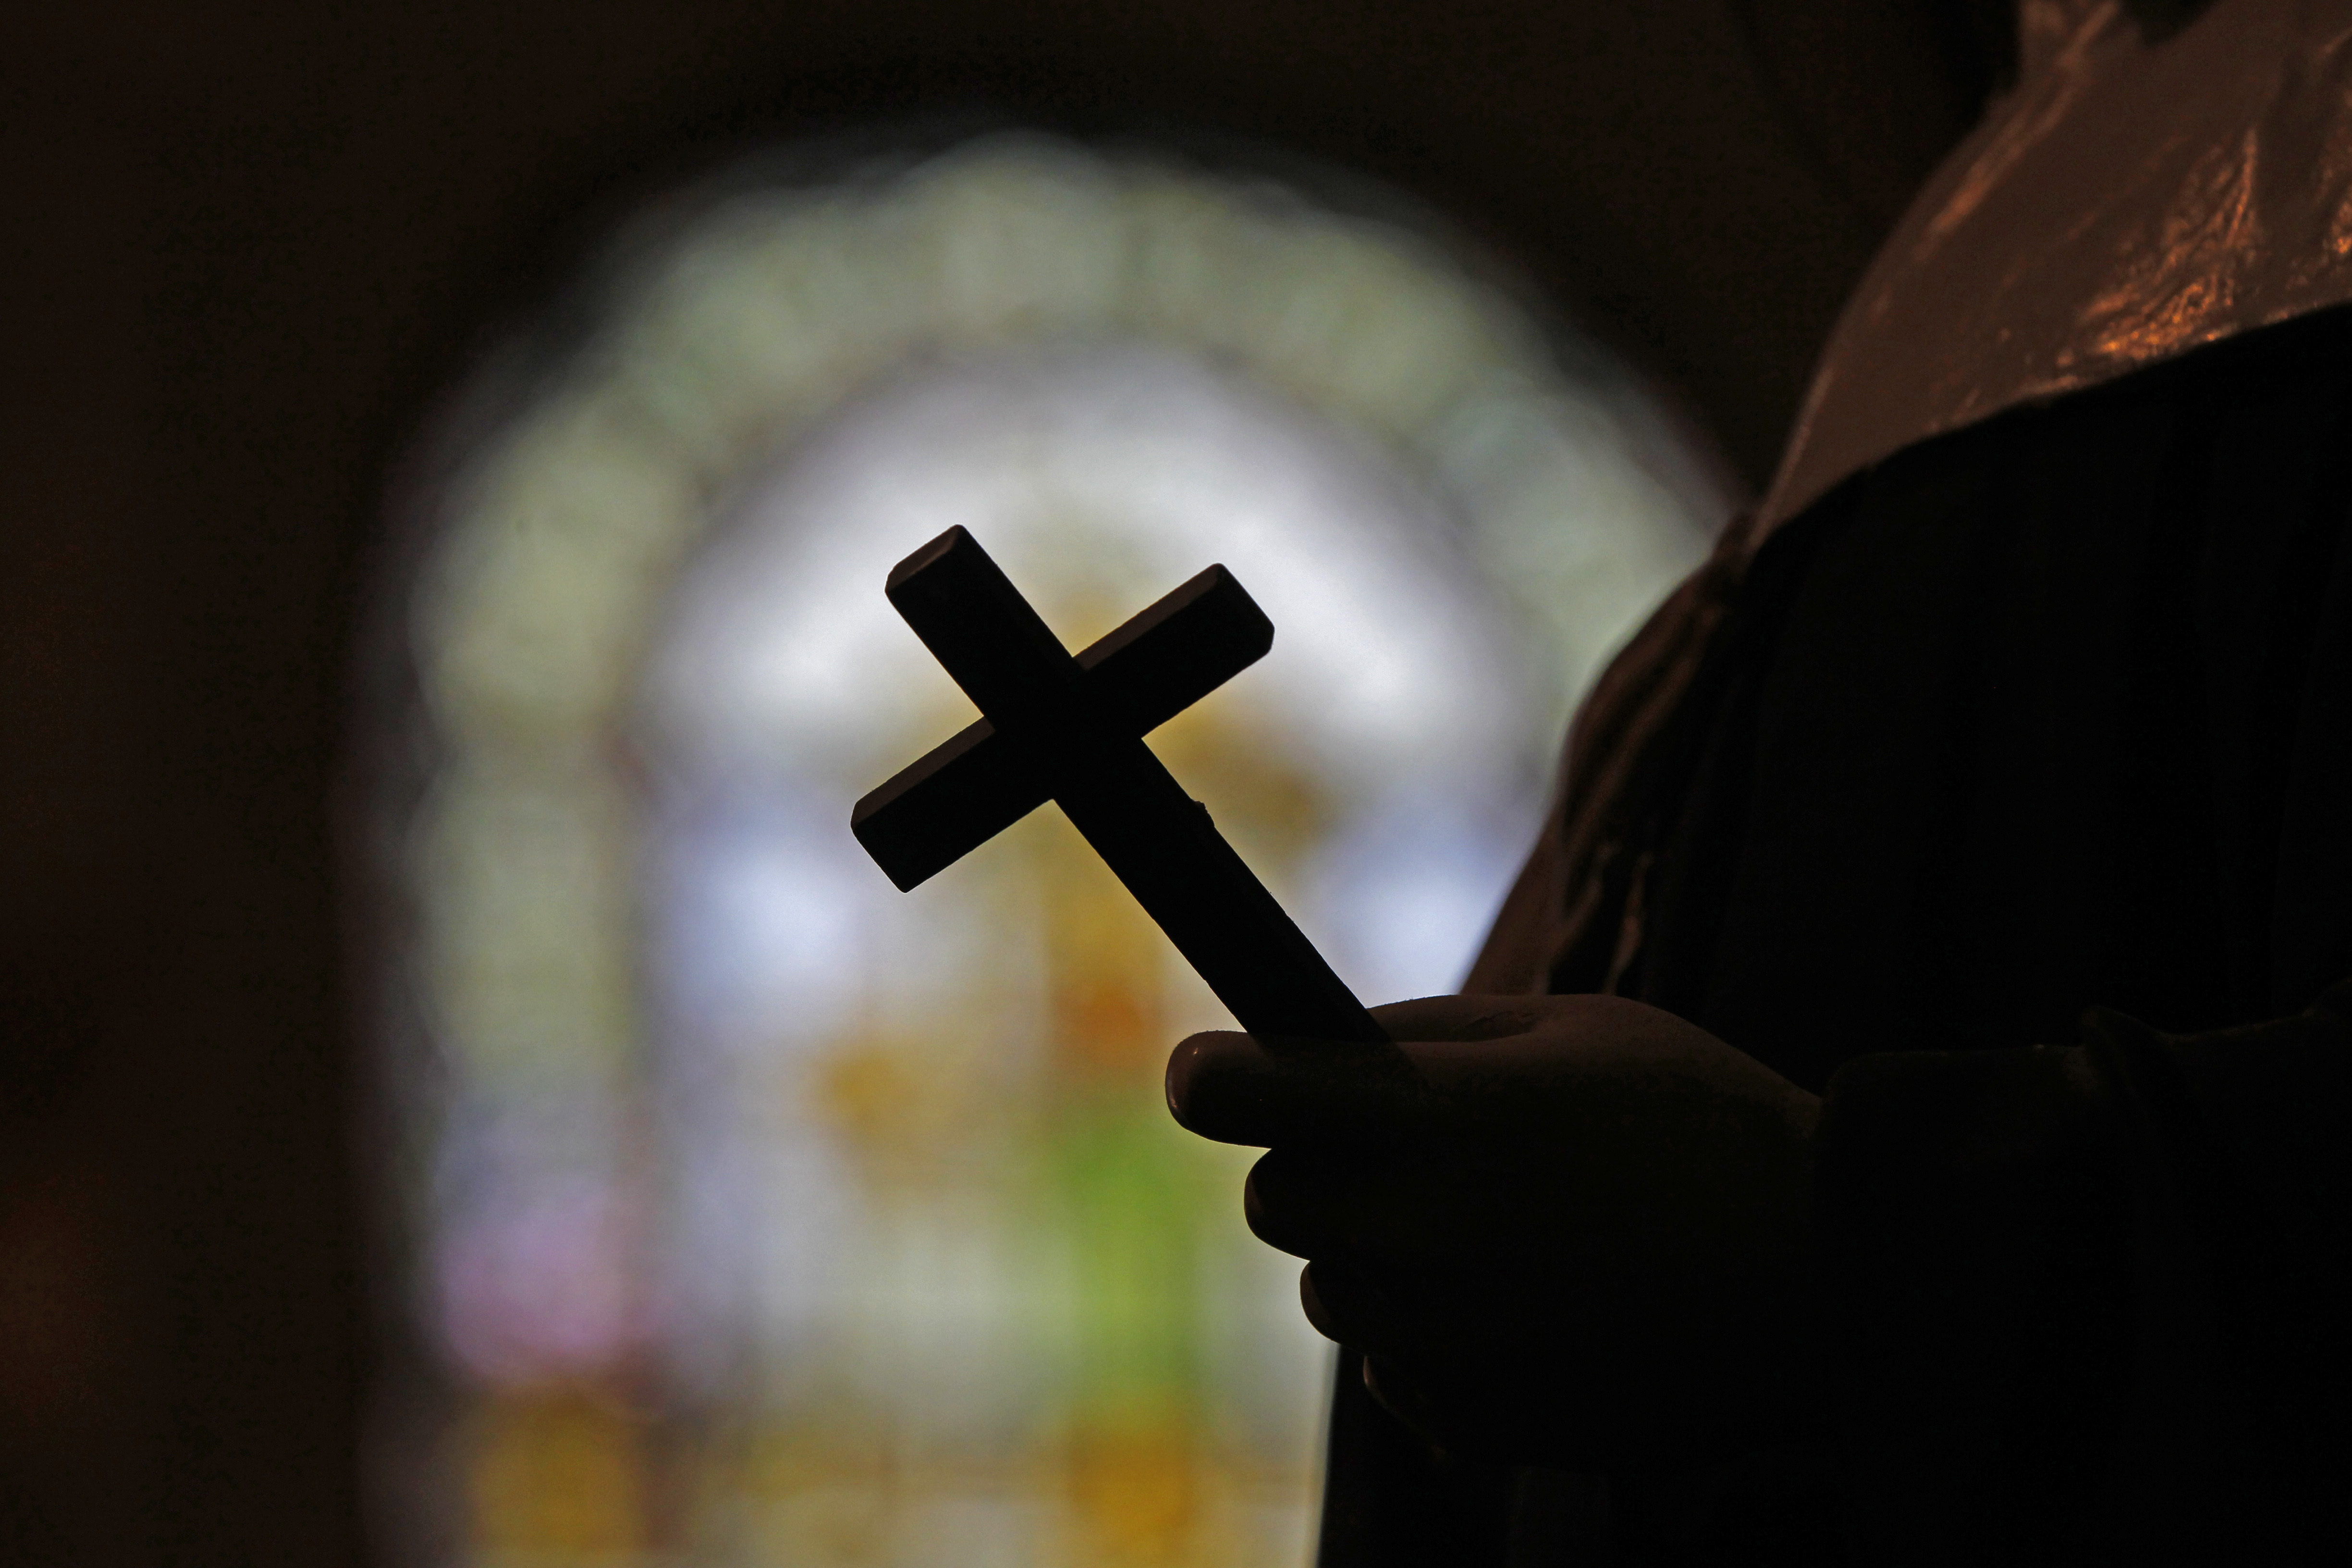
[0,4,1981,1563]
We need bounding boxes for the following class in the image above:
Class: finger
[1244,1148,1460,1262]
[1244,1149,1377,1258]
[1165,1029,1430,1147]
[1360,1353,1446,1445]
[1359,1351,1499,1458]
[1242,1152,1318,1258]
[1298,1258,1414,1358]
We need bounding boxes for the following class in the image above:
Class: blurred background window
[365,131,1731,1567]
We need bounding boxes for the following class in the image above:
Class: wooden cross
[853,526,1388,1047]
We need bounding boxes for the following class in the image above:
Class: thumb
[1165,1029,1431,1148]
[1368,993,1550,1043]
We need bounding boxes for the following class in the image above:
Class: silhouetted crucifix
[853,526,1388,1048]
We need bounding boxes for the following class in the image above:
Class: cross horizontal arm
[852,562,1275,890]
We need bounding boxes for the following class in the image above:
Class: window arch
[366,130,1729,1566]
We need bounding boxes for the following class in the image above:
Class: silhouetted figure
[1170,2,2352,1561]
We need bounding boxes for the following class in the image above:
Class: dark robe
[1306,9,2352,1558]
[1323,301,2352,1566]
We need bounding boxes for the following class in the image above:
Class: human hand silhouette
[1166,993,1825,1471]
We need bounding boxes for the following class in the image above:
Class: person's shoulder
[1759,0,2352,535]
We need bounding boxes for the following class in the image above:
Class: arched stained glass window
[367,133,1730,1567]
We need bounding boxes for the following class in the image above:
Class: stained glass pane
[375,133,1729,1567]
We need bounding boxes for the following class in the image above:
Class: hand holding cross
[854,526,1436,1556]
[852,527,1827,1554]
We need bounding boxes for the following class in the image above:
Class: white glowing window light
[381,134,1727,1566]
